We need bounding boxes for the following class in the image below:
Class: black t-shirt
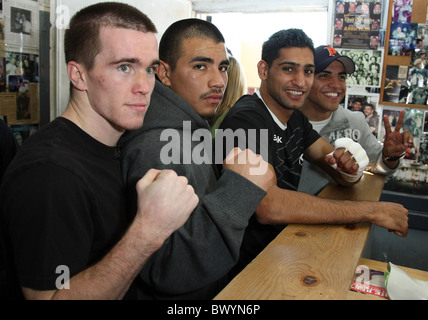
[218,93,319,190]
[0,117,130,297]
[217,93,320,272]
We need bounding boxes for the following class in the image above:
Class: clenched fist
[223,148,276,192]
[135,169,199,245]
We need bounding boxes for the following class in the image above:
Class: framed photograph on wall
[337,48,384,88]
[333,0,381,49]
[3,0,39,50]
[424,111,428,134]
[382,65,409,103]
[379,106,402,142]
[345,90,381,139]
[403,108,424,163]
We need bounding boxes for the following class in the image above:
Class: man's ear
[157,60,172,87]
[67,61,87,91]
[257,60,269,81]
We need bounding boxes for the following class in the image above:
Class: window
[198,11,328,88]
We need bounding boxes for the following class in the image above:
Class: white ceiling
[192,0,330,13]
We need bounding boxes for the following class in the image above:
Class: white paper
[386,263,428,300]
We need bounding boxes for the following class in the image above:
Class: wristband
[383,152,405,162]
[340,170,363,183]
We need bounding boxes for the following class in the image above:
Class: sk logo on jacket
[273,135,283,144]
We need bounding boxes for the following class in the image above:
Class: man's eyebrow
[190,56,214,64]
[221,59,230,66]
[111,58,139,65]
[110,58,160,66]
[190,57,230,66]
[318,70,347,75]
[278,61,315,68]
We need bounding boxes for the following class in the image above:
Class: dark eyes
[194,64,229,72]
[282,66,314,75]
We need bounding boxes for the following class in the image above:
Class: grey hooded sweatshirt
[119,81,266,299]
[299,106,396,195]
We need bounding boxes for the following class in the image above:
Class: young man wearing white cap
[300,45,413,195]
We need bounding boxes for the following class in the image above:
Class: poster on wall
[3,0,39,50]
[337,48,383,87]
[0,82,38,125]
[382,65,409,103]
[424,111,428,134]
[392,0,413,23]
[406,86,428,105]
[402,108,424,162]
[345,91,381,138]
[5,51,38,83]
[379,107,402,142]
[420,133,428,165]
[388,22,418,55]
[379,107,423,164]
[334,0,381,49]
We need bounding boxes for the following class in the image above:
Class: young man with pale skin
[0,3,198,300]
[120,19,275,299]
[218,30,409,274]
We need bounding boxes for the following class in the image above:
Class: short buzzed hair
[262,29,315,67]
[65,2,157,72]
[159,18,225,70]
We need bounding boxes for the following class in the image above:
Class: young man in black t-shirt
[218,29,409,272]
[0,3,198,300]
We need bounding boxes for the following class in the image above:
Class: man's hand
[326,148,360,175]
[370,201,409,237]
[223,148,276,192]
[325,138,369,177]
[382,109,413,163]
[135,169,199,246]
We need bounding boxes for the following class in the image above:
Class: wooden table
[214,173,396,300]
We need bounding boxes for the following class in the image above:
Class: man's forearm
[23,217,162,300]
[255,185,372,225]
[255,185,408,236]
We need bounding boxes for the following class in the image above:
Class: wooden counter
[214,173,388,300]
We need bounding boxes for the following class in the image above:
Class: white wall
[192,0,329,13]
[51,0,192,118]
[205,11,330,89]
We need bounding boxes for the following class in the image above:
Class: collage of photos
[383,0,427,106]
[381,107,428,195]
[0,0,40,145]
[334,1,428,193]
[383,54,427,107]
